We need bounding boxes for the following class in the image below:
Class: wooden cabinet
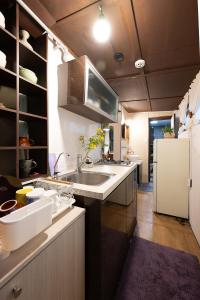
[58,55,119,123]
[0,2,48,179]
[0,208,85,300]
[107,168,137,206]
[75,170,137,300]
[106,176,127,205]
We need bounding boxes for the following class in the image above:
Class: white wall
[126,111,173,182]
[176,69,200,244]
[48,40,101,175]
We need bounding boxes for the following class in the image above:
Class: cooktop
[96,159,132,166]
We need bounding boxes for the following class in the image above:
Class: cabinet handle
[12,287,22,298]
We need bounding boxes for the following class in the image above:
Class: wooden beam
[120,96,182,103]
[107,64,200,81]
[130,0,152,110]
[56,0,101,24]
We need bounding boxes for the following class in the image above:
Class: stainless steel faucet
[77,154,83,173]
[53,152,70,178]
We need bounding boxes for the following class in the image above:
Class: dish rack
[0,198,52,255]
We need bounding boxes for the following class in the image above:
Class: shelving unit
[0,2,48,180]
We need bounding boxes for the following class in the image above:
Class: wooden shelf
[19,148,48,179]
[0,66,17,90]
[19,146,48,150]
[0,109,16,148]
[0,149,16,177]
[0,66,16,77]
[0,146,17,150]
[0,27,16,73]
[19,75,47,92]
[0,107,16,114]
[0,25,16,40]
[19,43,47,87]
[19,111,47,120]
[19,41,47,63]
[0,3,48,179]
[19,173,48,181]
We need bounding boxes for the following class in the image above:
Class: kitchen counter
[23,163,137,300]
[136,159,143,165]
[25,163,138,201]
[0,206,85,289]
[64,163,137,200]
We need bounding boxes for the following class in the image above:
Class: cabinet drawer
[0,215,85,300]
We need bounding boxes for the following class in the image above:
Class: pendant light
[92,5,111,43]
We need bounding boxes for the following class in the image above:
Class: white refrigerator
[153,139,190,218]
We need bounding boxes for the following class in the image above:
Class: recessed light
[114,52,124,62]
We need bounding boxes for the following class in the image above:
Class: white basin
[127,154,140,162]
[0,198,52,255]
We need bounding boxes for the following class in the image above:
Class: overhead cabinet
[58,55,118,123]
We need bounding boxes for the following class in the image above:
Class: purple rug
[115,237,200,300]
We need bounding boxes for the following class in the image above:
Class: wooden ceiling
[24,0,200,112]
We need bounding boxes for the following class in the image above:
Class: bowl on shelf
[19,66,38,84]
[127,154,140,162]
[0,11,5,28]
[0,50,6,68]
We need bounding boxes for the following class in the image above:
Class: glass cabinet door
[85,64,118,122]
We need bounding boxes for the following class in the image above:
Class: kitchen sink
[58,171,114,186]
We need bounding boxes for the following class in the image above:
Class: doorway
[148,117,171,182]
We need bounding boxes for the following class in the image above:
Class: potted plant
[162,126,175,138]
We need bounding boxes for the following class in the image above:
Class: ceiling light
[150,120,158,124]
[92,5,111,43]
[114,52,124,62]
[135,59,145,69]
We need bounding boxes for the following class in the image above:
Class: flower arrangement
[79,128,105,160]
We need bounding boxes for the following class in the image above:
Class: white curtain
[189,71,200,113]
[191,72,200,124]
[178,92,188,124]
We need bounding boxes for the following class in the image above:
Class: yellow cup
[16,188,33,207]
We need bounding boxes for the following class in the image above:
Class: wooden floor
[135,190,200,262]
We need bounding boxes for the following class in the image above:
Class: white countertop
[136,159,143,165]
[70,163,137,200]
[24,162,138,201]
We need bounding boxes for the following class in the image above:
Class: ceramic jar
[19,29,33,50]
[19,136,30,147]
[0,11,5,28]
[19,159,37,178]
[0,50,7,68]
